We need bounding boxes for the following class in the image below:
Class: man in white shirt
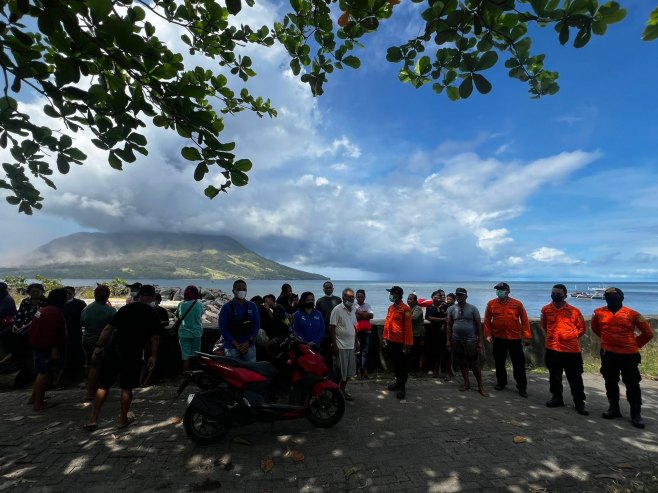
[329,288,357,401]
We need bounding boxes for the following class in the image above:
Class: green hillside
[0,232,326,280]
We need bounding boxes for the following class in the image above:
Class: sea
[58,279,658,318]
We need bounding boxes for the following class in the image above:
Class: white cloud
[530,247,581,265]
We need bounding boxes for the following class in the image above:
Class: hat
[386,285,404,296]
[138,284,156,297]
[494,282,510,291]
[126,282,142,290]
[605,287,624,299]
[0,282,7,292]
[455,287,467,295]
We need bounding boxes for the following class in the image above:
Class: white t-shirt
[329,303,357,349]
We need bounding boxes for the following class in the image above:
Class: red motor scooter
[177,334,345,444]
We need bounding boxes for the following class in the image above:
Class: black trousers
[492,338,527,390]
[545,349,586,404]
[387,341,408,388]
[600,350,642,407]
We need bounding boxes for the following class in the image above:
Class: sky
[1,0,658,282]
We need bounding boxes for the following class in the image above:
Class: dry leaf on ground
[170,417,182,425]
[261,458,274,473]
[284,450,305,462]
[231,437,251,445]
[510,419,524,427]
[513,436,527,443]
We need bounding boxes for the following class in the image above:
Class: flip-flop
[117,415,135,430]
[83,423,98,432]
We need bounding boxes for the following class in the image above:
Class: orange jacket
[383,302,413,346]
[541,303,586,353]
[484,297,531,340]
[591,306,653,354]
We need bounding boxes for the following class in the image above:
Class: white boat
[569,287,608,299]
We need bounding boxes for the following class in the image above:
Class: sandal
[117,414,136,430]
[83,423,98,432]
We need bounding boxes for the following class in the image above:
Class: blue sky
[1,0,657,281]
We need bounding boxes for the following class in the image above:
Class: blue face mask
[496,290,507,299]
[389,295,396,303]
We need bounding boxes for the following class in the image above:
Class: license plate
[187,393,195,404]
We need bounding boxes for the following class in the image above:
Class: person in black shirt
[315,281,342,373]
[60,286,87,386]
[85,285,160,431]
[425,290,453,380]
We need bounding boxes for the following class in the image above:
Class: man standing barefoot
[447,288,488,397]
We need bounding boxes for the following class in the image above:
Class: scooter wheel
[183,404,230,445]
[306,388,345,428]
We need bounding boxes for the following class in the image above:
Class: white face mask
[149,301,156,307]
[236,290,247,300]
[130,291,138,297]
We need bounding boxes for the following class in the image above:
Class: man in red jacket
[591,287,654,428]
[484,282,531,398]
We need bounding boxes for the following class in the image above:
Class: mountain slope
[0,232,326,280]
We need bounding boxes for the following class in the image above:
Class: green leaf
[459,75,473,99]
[386,47,403,63]
[204,185,220,199]
[642,8,658,41]
[181,147,202,161]
[230,170,249,186]
[559,23,569,45]
[57,154,70,174]
[233,159,252,172]
[476,51,498,71]
[226,0,242,16]
[446,86,460,101]
[108,152,123,170]
[416,56,431,75]
[473,74,492,94]
[342,56,361,69]
[88,0,113,18]
[194,162,208,181]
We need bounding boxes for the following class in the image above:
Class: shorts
[82,335,103,369]
[98,350,141,390]
[33,349,61,375]
[334,348,356,381]
[179,336,202,361]
[452,339,483,371]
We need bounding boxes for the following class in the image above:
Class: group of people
[0,278,653,431]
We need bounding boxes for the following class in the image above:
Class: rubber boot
[602,402,622,419]
[630,405,645,429]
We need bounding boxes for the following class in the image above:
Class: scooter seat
[205,355,279,378]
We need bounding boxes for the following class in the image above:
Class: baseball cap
[386,285,404,296]
[126,282,142,290]
[455,287,467,295]
[494,282,510,291]
[138,284,156,297]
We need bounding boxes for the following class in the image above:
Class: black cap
[386,285,403,296]
[0,282,7,292]
[494,282,510,291]
[127,282,142,290]
[605,287,624,299]
[455,287,467,295]
[138,284,156,296]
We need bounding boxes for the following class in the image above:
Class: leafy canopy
[0,0,641,213]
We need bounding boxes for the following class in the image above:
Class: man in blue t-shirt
[218,279,261,362]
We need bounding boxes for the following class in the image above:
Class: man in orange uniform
[541,284,589,415]
[591,287,653,428]
[383,286,413,400]
[484,282,532,398]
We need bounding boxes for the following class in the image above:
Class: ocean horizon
[53,279,658,318]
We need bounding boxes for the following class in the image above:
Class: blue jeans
[356,331,371,370]
[225,345,256,362]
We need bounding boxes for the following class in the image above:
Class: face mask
[605,295,622,310]
[344,300,354,308]
[236,290,247,300]
[130,291,138,297]
[389,295,396,303]
[304,301,314,309]
[66,298,73,304]
[551,293,565,303]
[496,290,507,299]
[149,301,156,307]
